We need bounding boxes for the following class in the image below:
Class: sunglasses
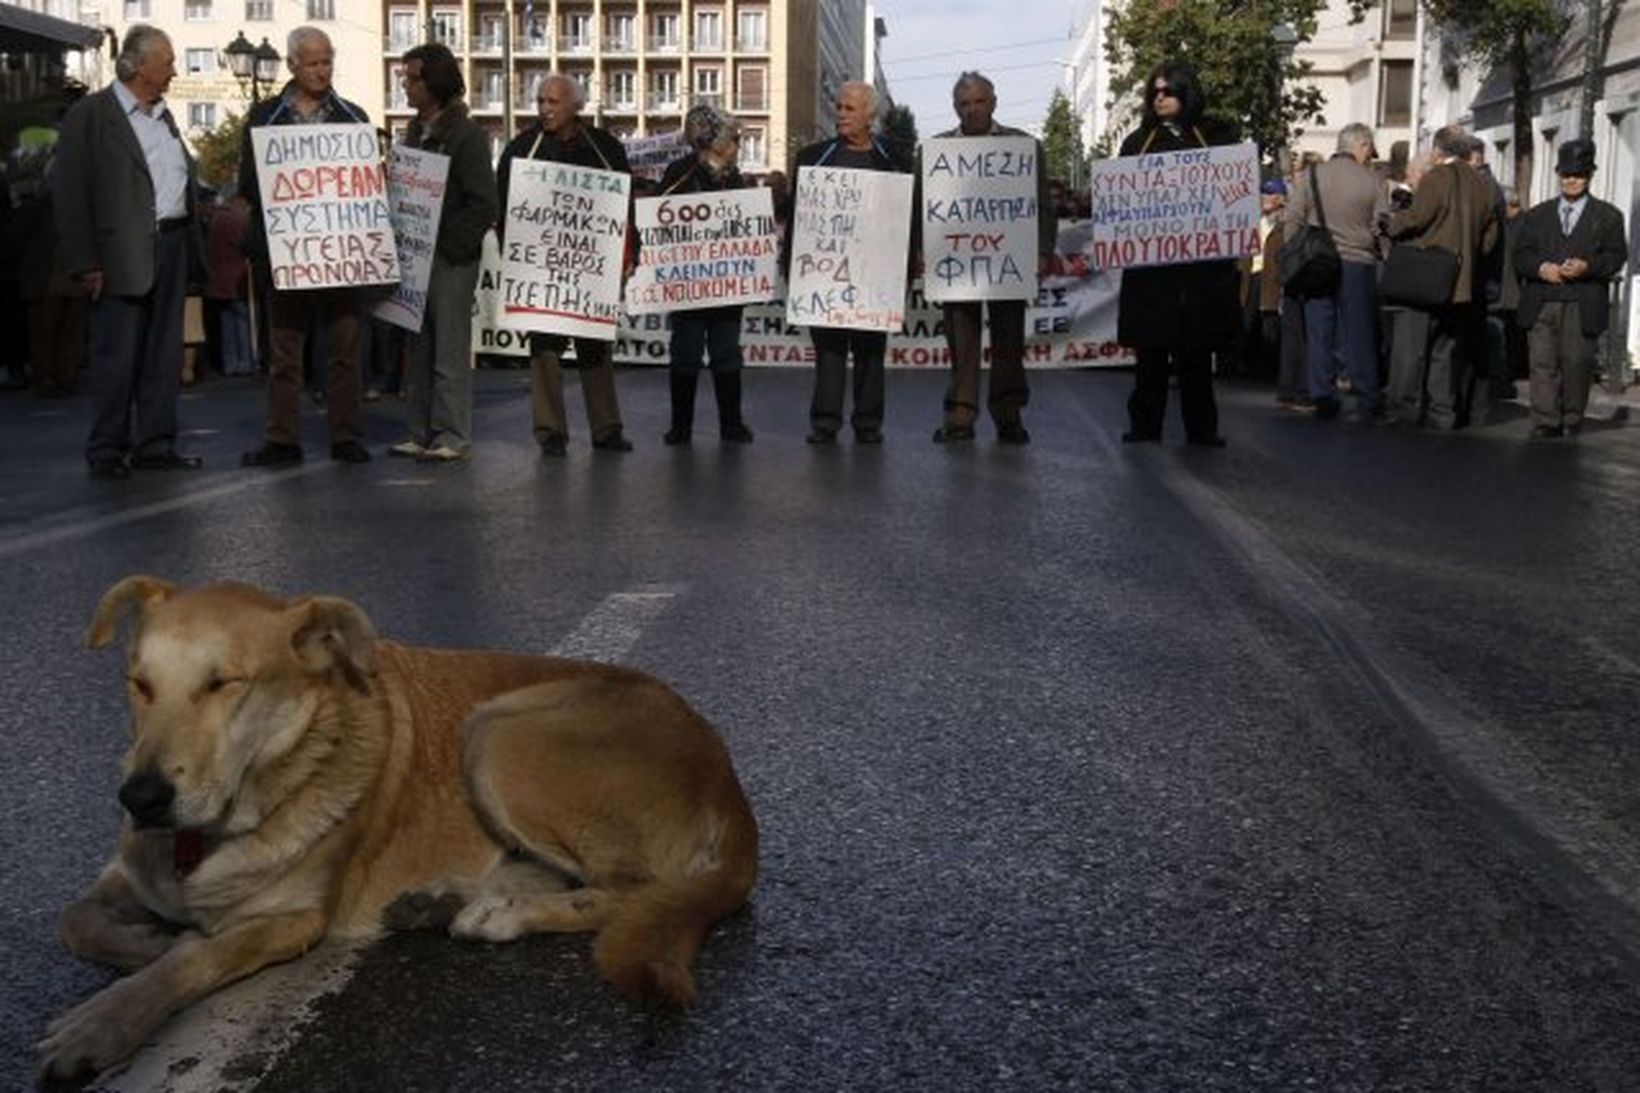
[1152,85,1178,99]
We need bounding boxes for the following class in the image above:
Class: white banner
[1086,141,1261,269]
[623,130,689,182]
[627,188,781,314]
[251,123,398,291]
[919,136,1041,303]
[498,161,630,341]
[373,144,449,332]
[787,167,914,332]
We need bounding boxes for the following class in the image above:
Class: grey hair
[684,102,739,151]
[1336,122,1375,155]
[839,80,877,115]
[286,25,333,65]
[114,24,170,83]
[1433,124,1470,158]
[952,71,995,100]
[543,71,587,110]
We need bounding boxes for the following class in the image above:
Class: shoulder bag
[1380,165,1463,307]
[1279,164,1342,298]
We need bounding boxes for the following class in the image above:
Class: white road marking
[88,587,682,1091]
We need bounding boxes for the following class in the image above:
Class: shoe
[240,442,303,467]
[1530,425,1564,439]
[1186,435,1228,448]
[592,431,633,452]
[87,455,130,480]
[721,423,754,443]
[388,439,426,458]
[663,428,691,446]
[363,388,383,403]
[932,424,975,443]
[854,428,883,445]
[539,434,568,457]
[1120,430,1161,443]
[806,429,838,445]
[997,423,1031,445]
[132,450,203,470]
[330,440,372,463]
[417,444,469,462]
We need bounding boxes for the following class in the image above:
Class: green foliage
[882,102,918,159]
[191,111,247,192]
[1102,0,1329,161]
[1422,0,1562,63]
[1040,89,1089,186]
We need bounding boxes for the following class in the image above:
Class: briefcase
[1380,243,1459,308]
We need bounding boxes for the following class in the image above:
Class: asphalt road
[2,366,1638,1092]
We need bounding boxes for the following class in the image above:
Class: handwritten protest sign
[373,144,449,332]
[622,130,688,182]
[1086,142,1260,269]
[786,167,914,331]
[250,123,398,291]
[497,162,630,341]
[626,188,781,314]
[919,136,1040,303]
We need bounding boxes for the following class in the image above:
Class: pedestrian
[202,188,253,376]
[788,80,912,445]
[1240,177,1285,383]
[385,42,497,463]
[1115,61,1239,447]
[1513,137,1626,438]
[53,24,204,478]
[238,25,374,467]
[12,98,86,399]
[1284,122,1389,422]
[657,104,755,445]
[926,71,1051,445]
[1463,136,1510,423]
[1382,126,1498,430]
[496,72,635,458]
[1490,187,1527,392]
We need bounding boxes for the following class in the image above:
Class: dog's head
[88,576,378,835]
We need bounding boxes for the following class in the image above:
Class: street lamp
[222,31,282,102]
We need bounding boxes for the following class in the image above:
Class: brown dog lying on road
[40,576,759,1084]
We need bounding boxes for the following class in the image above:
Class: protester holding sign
[921,72,1052,445]
[239,25,374,466]
[385,43,496,463]
[656,104,755,445]
[496,73,635,457]
[1116,61,1240,448]
[787,81,913,445]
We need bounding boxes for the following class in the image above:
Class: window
[608,70,636,109]
[650,12,680,51]
[524,16,549,49]
[387,63,409,109]
[1383,0,1417,41]
[694,9,723,51]
[245,0,272,20]
[607,13,636,51]
[481,69,506,108]
[430,9,463,51]
[389,10,418,51]
[737,9,767,52]
[740,126,766,168]
[564,13,593,51]
[187,102,217,131]
[650,69,679,108]
[736,65,766,111]
[477,13,505,51]
[1379,60,1413,127]
[521,70,547,109]
[123,0,150,17]
[306,0,334,20]
[694,65,721,104]
[184,0,212,20]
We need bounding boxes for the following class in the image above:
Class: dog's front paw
[450,897,525,942]
[39,979,155,1085]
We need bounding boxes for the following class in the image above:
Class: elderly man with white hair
[1282,121,1391,423]
[238,25,374,467]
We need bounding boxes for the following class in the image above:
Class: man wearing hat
[1513,137,1627,437]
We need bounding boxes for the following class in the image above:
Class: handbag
[1380,244,1459,307]
[1279,164,1342,297]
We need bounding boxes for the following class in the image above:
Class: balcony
[647,93,682,113]
[560,36,595,55]
[471,34,505,55]
[735,93,768,112]
[649,36,681,54]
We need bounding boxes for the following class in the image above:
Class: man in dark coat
[496,72,634,456]
[1513,137,1627,438]
[54,24,204,477]
[1116,60,1240,447]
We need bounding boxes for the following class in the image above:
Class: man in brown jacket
[1384,125,1499,429]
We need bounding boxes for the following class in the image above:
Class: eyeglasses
[1152,86,1178,99]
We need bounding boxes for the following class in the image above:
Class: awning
[0,2,104,55]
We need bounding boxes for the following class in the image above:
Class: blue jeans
[1303,259,1380,413]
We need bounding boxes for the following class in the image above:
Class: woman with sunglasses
[1116,61,1240,448]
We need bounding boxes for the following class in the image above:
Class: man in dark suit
[1513,137,1627,438]
[54,24,202,478]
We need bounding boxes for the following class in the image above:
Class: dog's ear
[87,576,177,649]
[288,596,378,692]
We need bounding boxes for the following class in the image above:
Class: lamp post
[222,31,282,102]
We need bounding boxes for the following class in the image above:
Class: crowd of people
[1,25,1626,481]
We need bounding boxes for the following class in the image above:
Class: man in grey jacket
[54,25,202,478]
[1284,122,1388,421]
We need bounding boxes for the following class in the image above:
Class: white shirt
[1558,195,1588,237]
[112,79,188,222]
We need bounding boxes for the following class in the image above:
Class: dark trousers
[265,287,362,446]
[84,226,188,461]
[1129,346,1218,440]
[940,299,1028,427]
[669,310,742,373]
[809,327,887,433]
[1526,300,1599,429]
[1303,260,1380,413]
[1387,302,1481,428]
[1276,296,1306,401]
[530,334,624,443]
[27,293,85,394]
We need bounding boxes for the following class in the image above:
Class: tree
[1103,0,1329,165]
[882,102,918,161]
[1040,88,1088,189]
[1420,0,1564,203]
[191,110,248,192]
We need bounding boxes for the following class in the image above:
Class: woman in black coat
[1117,61,1240,447]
